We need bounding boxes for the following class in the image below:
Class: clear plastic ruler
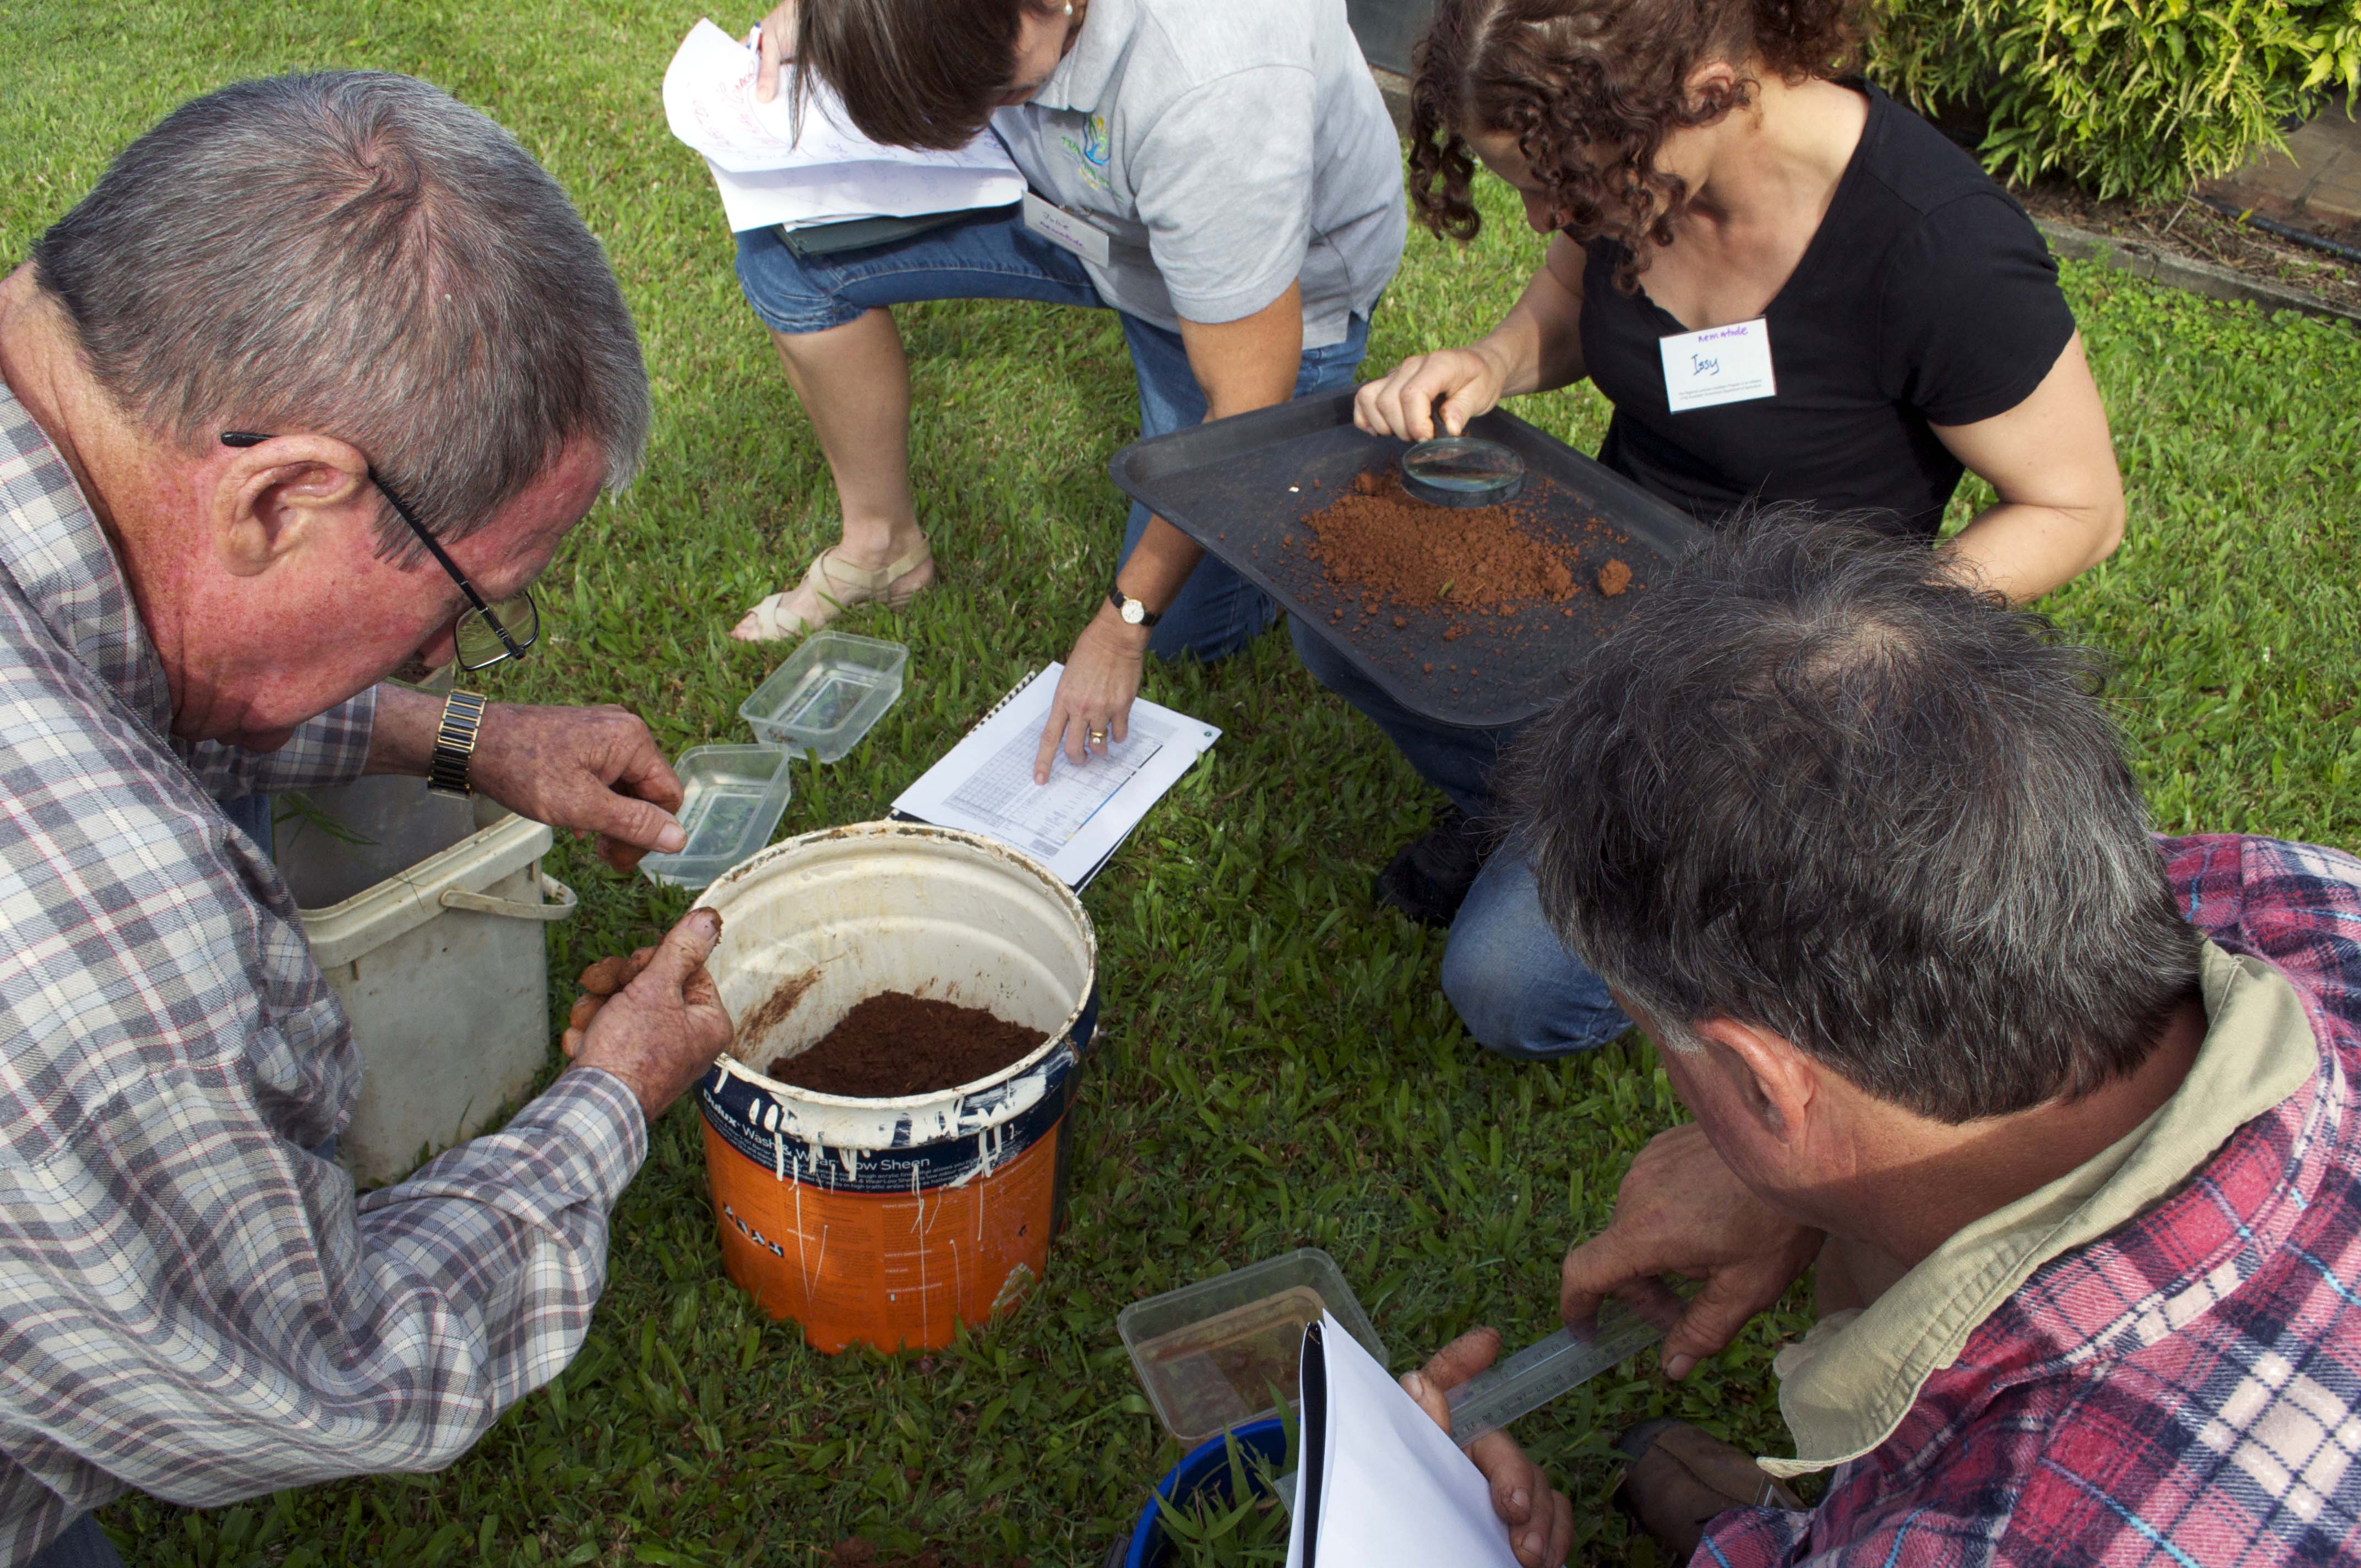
[1444,1300,1662,1447]
[1271,1300,1662,1516]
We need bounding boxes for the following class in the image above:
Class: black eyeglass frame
[218,430,538,671]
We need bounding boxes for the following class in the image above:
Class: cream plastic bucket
[690,822,1098,1352]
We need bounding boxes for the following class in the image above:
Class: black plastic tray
[1110,393,1708,728]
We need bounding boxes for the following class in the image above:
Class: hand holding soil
[566,909,734,1118]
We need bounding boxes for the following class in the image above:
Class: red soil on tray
[1300,469,1586,612]
[767,992,1043,1098]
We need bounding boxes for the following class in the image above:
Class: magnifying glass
[1400,435,1526,508]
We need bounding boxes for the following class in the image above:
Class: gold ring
[1087,727,1108,744]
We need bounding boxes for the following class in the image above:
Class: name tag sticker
[1658,317,1776,412]
[1022,190,1112,268]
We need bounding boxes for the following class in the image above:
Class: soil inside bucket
[766,992,1045,1098]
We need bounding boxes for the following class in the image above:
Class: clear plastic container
[740,631,907,763]
[639,744,794,890]
[1118,1247,1388,1445]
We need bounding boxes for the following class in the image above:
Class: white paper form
[1285,1313,1523,1568]
[893,666,1219,888]
[662,18,1025,232]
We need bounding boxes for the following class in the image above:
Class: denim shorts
[735,209,1372,662]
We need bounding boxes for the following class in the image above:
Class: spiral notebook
[891,665,1221,889]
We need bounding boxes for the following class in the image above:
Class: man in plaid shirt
[1459,519,2358,1567]
[0,76,733,1565]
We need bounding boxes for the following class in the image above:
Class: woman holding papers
[728,0,1406,780]
[1329,0,2126,1059]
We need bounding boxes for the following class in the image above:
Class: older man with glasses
[0,73,732,1566]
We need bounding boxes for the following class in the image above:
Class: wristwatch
[1108,582,1162,628]
[426,690,488,798]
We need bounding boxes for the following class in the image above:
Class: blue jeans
[30,1516,124,1568]
[221,792,273,855]
[1291,611,1629,1059]
[1438,850,1631,1059]
[737,208,1373,662]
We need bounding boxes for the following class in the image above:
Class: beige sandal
[731,532,934,643]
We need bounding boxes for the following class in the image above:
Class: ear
[208,434,376,579]
[1689,1016,1818,1145]
[1683,57,1745,114]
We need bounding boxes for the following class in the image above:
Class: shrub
[1872,0,2361,199]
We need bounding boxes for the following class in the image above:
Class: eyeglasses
[219,431,540,672]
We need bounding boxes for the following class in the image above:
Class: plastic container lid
[1118,1247,1387,1445]
[741,630,907,764]
[640,744,794,890]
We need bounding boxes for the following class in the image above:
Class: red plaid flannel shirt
[1700,833,2361,1567]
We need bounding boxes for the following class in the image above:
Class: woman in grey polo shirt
[733,0,1405,775]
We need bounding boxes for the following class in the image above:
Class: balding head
[30,70,649,559]
[1505,514,2199,1123]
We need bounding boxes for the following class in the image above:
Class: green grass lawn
[7,5,2360,1565]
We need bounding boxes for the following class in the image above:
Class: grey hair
[1500,513,2200,1124]
[30,71,650,560]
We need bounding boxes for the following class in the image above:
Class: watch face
[1120,597,1144,624]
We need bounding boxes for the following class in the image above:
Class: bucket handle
[440,874,578,923]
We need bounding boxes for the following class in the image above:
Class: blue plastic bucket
[1118,1417,1290,1568]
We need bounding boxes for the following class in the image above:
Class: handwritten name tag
[1658,317,1777,412]
[1022,189,1112,268]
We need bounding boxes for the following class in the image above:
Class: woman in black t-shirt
[1313,0,2126,1058]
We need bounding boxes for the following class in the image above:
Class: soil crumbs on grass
[768,992,1043,1098]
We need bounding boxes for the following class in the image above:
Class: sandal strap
[813,533,932,598]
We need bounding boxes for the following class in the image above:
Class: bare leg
[734,308,937,640]
[770,308,929,570]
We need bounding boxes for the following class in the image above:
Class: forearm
[1942,496,2122,605]
[361,680,444,776]
[59,1069,644,1509]
[1122,284,1303,617]
[1113,518,1205,619]
[1475,237,1588,398]
[1932,334,2124,606]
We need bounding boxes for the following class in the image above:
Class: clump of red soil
[1301,469,1585,611]
[768,992,1043,1098]
[1596,557,1633,596]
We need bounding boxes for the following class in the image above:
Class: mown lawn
[6,5,2359,1565]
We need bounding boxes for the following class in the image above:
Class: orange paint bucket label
[704,1114,1064,1353]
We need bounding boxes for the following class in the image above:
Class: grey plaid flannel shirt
[0,383,648,1562]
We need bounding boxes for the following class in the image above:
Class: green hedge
[1872,0,2361,199]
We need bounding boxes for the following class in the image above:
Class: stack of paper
[1286,1314,1524,1568]
[662,18,1026,233]
[892,665,1220,889]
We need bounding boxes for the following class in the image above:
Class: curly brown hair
[1409,0,1867,286]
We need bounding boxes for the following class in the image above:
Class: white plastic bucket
[293,796,576,1184]
[690,821,1098,1353]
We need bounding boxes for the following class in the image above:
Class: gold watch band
[426,690,488,798]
